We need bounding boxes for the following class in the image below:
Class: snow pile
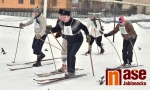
[0,15,30,22]
[101,14,150,21]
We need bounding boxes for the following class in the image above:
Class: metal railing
[0,8,137,18]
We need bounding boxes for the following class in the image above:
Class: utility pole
[43,0,48,18]
[113,3,116,42]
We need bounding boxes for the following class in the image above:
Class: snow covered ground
[101,14,150,22]
[0,15,150,90]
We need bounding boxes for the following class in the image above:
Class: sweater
[23,13,47,37]
[51,17,89,43]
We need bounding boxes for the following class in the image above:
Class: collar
[64,17,73,25]
[34,13,41,19]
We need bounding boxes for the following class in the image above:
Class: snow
[101,14,150,22]
[0,15,150,90]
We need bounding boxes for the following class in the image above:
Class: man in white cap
[19,7,47,67]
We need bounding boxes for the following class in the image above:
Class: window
[52,0,57,6]
[30,0,35,4]
[1,0,4,3]
[18,0,23,4]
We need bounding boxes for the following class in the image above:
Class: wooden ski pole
[106,37,122,65]
[49,30,66,54]
[40,39,61,50]
[130,41,138,66]
[88,42,95,76]
[13,28,21,63]
[0,25,20,28]
[47,36,57,70]
[95,31,99,54]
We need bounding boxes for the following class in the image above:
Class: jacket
[87,18,103,38]
[109,21,137,40]
[23,13,47,37]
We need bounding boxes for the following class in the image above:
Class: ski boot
[100,49,105,54]
[65,72,75,78]
[125,63,132,68]
[33,56,42,67]
[85,50,91,55]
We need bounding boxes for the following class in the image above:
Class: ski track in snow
[0,15,150,90]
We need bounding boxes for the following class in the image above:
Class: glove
[46,25,52,30]
[104,33,110,37]
[86,34,91,43]
[128,37,133,41]
[46,25,52,34]
[19,22,24,29]
[55,31,62,38]
[35,34,41,39]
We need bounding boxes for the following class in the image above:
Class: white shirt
[87,19,102,38]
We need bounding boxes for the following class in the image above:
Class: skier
[46,10,90,77]
[86,13,104,54]
[1,48,6,54]
[55,9,68,72]
[19,7,47,67]
[104,16,137,67]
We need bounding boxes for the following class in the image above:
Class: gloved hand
[94,29,97,32]
[55,31,62,38]
[104,33,110,37]
[128,37,133,41]
[46,25,52,30]
[35,34,41,39]
[86,34,91,43]
[46,25,52,34]
[19,22,24,29]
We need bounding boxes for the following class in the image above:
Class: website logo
[106,69,146,86]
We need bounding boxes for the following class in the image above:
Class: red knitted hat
[119,16,125,23]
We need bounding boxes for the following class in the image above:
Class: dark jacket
[55,19,62,38]
[51,17,89,43]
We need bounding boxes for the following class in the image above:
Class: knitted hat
[61,10,70,16]
[119,16,125,23]
[89,13,95,17]
[33,7,41,13]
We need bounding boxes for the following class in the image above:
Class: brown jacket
[55,19,62,38]
[109,21,137,40]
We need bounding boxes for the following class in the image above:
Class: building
[0,0,39,8]
[122,0,150,14]
[0,0,71,9]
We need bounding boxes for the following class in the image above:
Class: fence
[0,8,137,18]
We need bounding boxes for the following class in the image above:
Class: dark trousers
[122,37,137,64]
[67,40,83,73]
[90,35,103,49]
[32,35,47,55]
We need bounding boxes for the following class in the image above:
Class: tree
[110,0,122,10]
[117,0,123,10]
